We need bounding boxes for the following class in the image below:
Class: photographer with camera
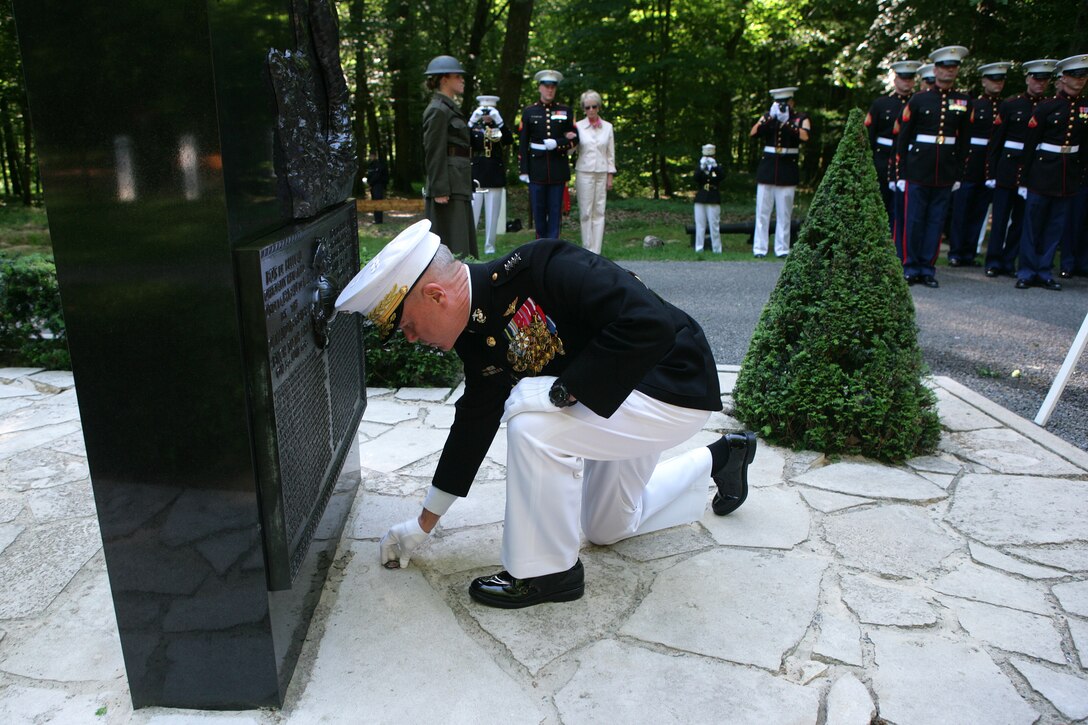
[469,94,512,255]
[749,87,810,258]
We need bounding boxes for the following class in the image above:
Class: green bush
[0,253,70,369]
[733,108,939,462]
[362,324,463,388]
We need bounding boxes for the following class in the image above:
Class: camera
[776,101,789,113]
[482,108,491,115]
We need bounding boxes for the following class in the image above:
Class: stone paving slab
[3,371,1088,724]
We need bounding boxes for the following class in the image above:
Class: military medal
[504,297,565,373]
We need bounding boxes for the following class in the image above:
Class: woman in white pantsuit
[574,91,615,254]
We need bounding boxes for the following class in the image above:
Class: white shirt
[574,118,616,174]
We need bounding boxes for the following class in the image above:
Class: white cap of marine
[701,144,716,156]
[1022,59,1059,76]
[1057,54,1088,74]
[476,95,500,108]
[890,60,922,75]
[918,63,935,80]
[534,69,564,84]
[978,62,1012,77]
[335,219,441,337]
[930,45,969,65]
[769,86,798,100]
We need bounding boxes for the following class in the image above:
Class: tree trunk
[18,89,31,205]
[0,127,9,196]
[0,94,24,201]
[495,0,533,134]
[349,0,368,196]
[652,0,673,197]
[461,0,492,116]
[385,0,417,193]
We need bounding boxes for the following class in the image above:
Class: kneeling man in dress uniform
[336,221,758,608]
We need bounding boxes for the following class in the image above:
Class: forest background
[0,0,1085,207]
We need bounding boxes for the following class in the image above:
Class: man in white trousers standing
[335,220,758,608]
[693,143,723,254]
[468,95,511,254]
[750,86,810,258]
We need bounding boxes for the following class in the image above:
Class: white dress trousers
[753,183,796,257]
[471,188,505,254]
[502,390,712,579]
[693,203,722,253]
[576,171,609,254]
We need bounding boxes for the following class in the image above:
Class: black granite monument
[11,0,365,709]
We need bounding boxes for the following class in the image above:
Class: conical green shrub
[733,108,939,462]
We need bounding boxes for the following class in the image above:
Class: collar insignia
[472,308,486,324]
[503,253,522,273]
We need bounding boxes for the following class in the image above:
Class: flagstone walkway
[2,366,1088,724]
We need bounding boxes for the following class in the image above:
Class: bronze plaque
[236,200,365,590]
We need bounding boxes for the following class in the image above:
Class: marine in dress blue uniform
[1016,54,1088,291]
[334,221,757,608]
[469,95,512,255]
[984,59,1058,277]
[693,143,723,253]
[750,87,811,257]
[947,61,1011,266]
[519,70,577,240]
[892,45,971,288]
[865,60,920,244]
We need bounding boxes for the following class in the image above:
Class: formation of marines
[867,48,1088,290]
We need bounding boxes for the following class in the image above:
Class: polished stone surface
[2,369,1088,723]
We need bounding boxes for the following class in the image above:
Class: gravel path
[624,260,1088,451]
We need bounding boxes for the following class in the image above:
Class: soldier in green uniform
[422,55,478,258]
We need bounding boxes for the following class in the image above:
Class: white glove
[543,138,558,151]
[501,375,561,423]
[985,179,996,189]
[767,103,780,119]
[888,181,896,191]
[490,109,504,127]
[951,182,961,192]
[380,517,430,569]
[468,107,485,126]
[1018,186,1028,199]
[896,180,906,192]
[519,173,530,184]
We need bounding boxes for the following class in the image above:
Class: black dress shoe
[1014,278,1031,289]
[984,268,1000,278]
[469,560,585,609]
[1042,279,1063,291]
[948,258,963,267]
[921,275,939,288]
[905,274,919,285]
[1060,270,1073,279]
[711,432,757,516]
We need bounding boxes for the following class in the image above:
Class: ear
[421,282,446,305]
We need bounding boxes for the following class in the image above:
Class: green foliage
[362,324,463,388]
[0,253,70,369]
[733,109,939,462]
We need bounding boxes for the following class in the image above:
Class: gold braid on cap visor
[368,283,409,338]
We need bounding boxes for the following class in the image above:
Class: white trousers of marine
[693,203,722,253]
[471,188,504,254]
[503,390,712,579]
[753,183,796,257]
[576,170,609,254]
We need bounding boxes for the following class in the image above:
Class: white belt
[763,146,799,155]
[529,142,550,151]
[1004,140,1024,150]
[915,134,957,144]
[876,137,893,147]
[1039,143,1080,154]
[970,137,989,146]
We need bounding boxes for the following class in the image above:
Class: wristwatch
[549,379,575,408]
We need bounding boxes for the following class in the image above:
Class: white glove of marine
[767,103,780,119]
[490,108,504,127]
[519,173,530,184]
[543,138,558,151]
[951,181,962,192]
[985,179,996,189]
[468,106,485,126]
[896,180,906,193]
[888,181,896,191]
[1018,186,1028,199]
[699,156,717,172]
[380,517,430,569]
[501,375,561,423]
[771,103,789,123]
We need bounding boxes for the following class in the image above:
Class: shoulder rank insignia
[503,252,522,274]
[481,365,502,377]
[504,297,519,317]
[864,112,872,127]
[1027,116,1038,128]
[504,297,564,373]
[472,308,486,324]
[901,105,911,122]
